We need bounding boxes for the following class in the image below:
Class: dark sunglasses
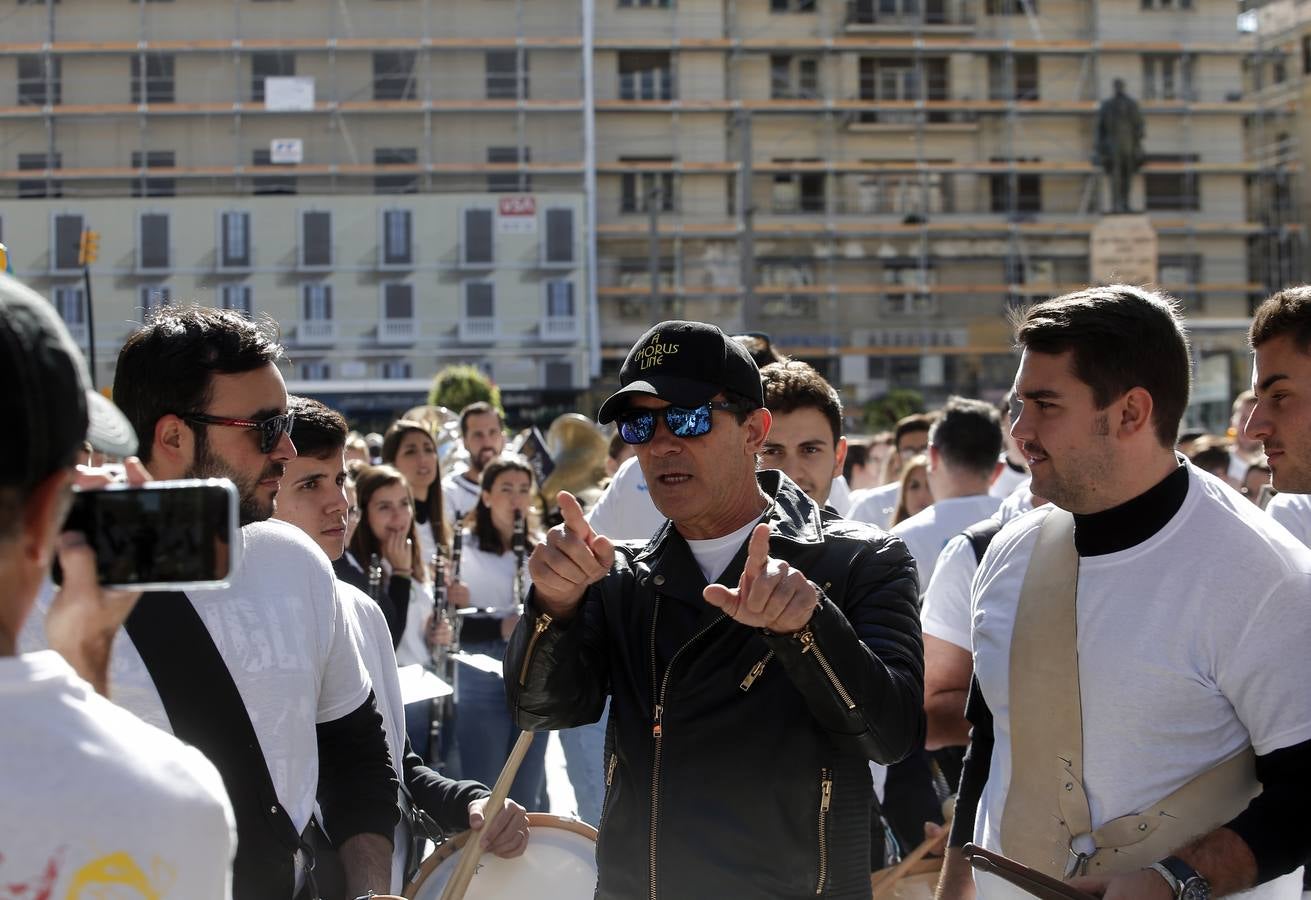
[184,412,296,454]
[616,401,741,445]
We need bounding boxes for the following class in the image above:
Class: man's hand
[1069,869,1171,900]
[45,458,152,697]
[468,797,530,859]
[703,524,817,634]
[527,491,614,618]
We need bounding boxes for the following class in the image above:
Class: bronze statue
[1094,78,1145,214]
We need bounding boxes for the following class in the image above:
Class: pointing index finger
[745,523,772,577]
[556,491,593,539]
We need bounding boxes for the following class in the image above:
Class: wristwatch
[1149,856,1211,900]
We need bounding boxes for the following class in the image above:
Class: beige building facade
[0,0,1296,425]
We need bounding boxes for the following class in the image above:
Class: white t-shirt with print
[969,467,1311,899]
[586,455,667,542]
[686,518,759,584]
[1,651,236,899]
[1265,491,1311,548]
[23,519,372,837]
[892,494,1002,593]
[848,481,900,530]
[336,582,409,892]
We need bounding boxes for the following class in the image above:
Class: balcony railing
[296,319,337,346]
[538,315,580,342]
[458,317,498,343]
[845,0,975,26]
[377,318,417,345]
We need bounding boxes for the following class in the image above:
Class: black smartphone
[54,479,239,590]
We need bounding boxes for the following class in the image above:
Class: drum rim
[403,812,598,897]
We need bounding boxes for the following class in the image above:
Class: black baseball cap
[0,274,137,489]
[597,320,765,424]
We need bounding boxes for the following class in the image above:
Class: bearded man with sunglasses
[507,321,925,899]
[42,307,399,900]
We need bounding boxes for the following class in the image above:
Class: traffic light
[77,230,99,266]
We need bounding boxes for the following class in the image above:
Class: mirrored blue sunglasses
[616,401,742,445]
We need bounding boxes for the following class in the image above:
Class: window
[989,159,1042,214]
[1143,55,1194,101]
[18,152,62,199]
[219,211,251,269]
[380,208,413,268]
[130,53,175,104]
[546,280,576,318]
[381,361,413,380]
[852,166,954,215]
[251,51,295,102]
[53,285,85,328]
[138,212,170,272]
[252,149,297,195]
[302,282,333,320]
[988,54,1039,100]
[619,0,672,6]
[858,56,948,122]
[131,150,176,198]
[619,52,673,100]
[1141,0,1190,9]
[986,0,1036,12]
[300,210,333,268]
[139,286,172,316]
[461,208,494,267]
[770,55,820,99]
[881,263,936,315]
[464,280,495,319]
[300,361,331,381]
[620,158,676,213]
[382,282,415,320]
[772,160,825,213]
[51,212,84,272]
[486,50,528,99]
[219,283,253,315]
[1144,154,1200,211]
[374,147,418,194]
[544,208,575,266]
[544,360,573,389]
[487,146,531,193]
[770,0,816,11]
[373,51,416,100]
[18,55,60,106]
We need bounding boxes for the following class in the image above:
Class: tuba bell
[540,413,609,517]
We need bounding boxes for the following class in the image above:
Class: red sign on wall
[498,195,537,217]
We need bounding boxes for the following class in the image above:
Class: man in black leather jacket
[506,321,925,899]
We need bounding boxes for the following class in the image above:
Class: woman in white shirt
[454,457,550,810]
[382,419,448,567]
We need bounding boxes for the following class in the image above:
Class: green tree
[428,364,502,413]
[862,389,924,432]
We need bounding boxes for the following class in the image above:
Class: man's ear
[988,459,1005,486]
[152,413,194,476]
[1118,387,1156,440]
[832,436,848,481]
[926,444,941,473]
[745,408,772,456]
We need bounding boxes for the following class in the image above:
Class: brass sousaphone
[539,413,609,516]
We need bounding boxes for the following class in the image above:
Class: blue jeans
[557,699,609,825]
[456,639,549,811]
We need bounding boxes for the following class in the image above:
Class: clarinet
[512,508,528,611]
[450,513,464,648]
[367,552,383,604]
[429,551,449,669]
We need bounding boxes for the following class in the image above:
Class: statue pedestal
[1090,214,1158,287]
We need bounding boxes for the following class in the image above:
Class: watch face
[1181,878,1211,900]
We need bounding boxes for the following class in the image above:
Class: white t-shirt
[23,519,373,837]
[827,475,851,516]
[686,518,759,584]
[970,467,1311,899]
[1265,492,1311,548]
[1,650,236,898]
[848,481,900,529]
[441,469,483,527]
[460,534,524,616]
[922,484,1038,651]
[893,494,1002,593]
[394,573,437,668]
[586,455,668,542]
[336,582,409,892]
[988,458,1028,499]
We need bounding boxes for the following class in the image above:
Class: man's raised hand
[527,491,615,618]
[703,523,818,634]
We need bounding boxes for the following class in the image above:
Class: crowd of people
[5,273,1311,900]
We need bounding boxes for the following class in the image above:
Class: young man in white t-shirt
[98,307,398,898]
[758,360,849,511]
[441,402,506,526]
[939,286,1311,900]
[0,277,235,898]
[892,397,1003,593]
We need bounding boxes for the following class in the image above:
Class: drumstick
[438,730,536,900]
[870,808,953,900]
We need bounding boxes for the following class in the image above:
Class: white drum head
[406,813,598,900]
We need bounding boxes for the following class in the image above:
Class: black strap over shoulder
[125,592,302,900]
[962,519,1004,566]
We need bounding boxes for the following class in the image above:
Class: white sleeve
[1266,496,1311,548]
[587,456,640,537]
[921,534,977,651]
[1217,570,1311,755]
[315,576,373,724]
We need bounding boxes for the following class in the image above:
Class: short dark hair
[1250,286,1311,352]
[760,360,843,444]
[843,440,869,482]
[288,396,348,460]
[895,413,934,449]
[473,456,536,554]
[1187,436,1232,479]
[1012,285,1191,448]
[113,306,283,464]
[929,396,1003,477]
[459,401,505,438]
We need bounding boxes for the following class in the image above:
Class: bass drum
[404,813,598,899]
